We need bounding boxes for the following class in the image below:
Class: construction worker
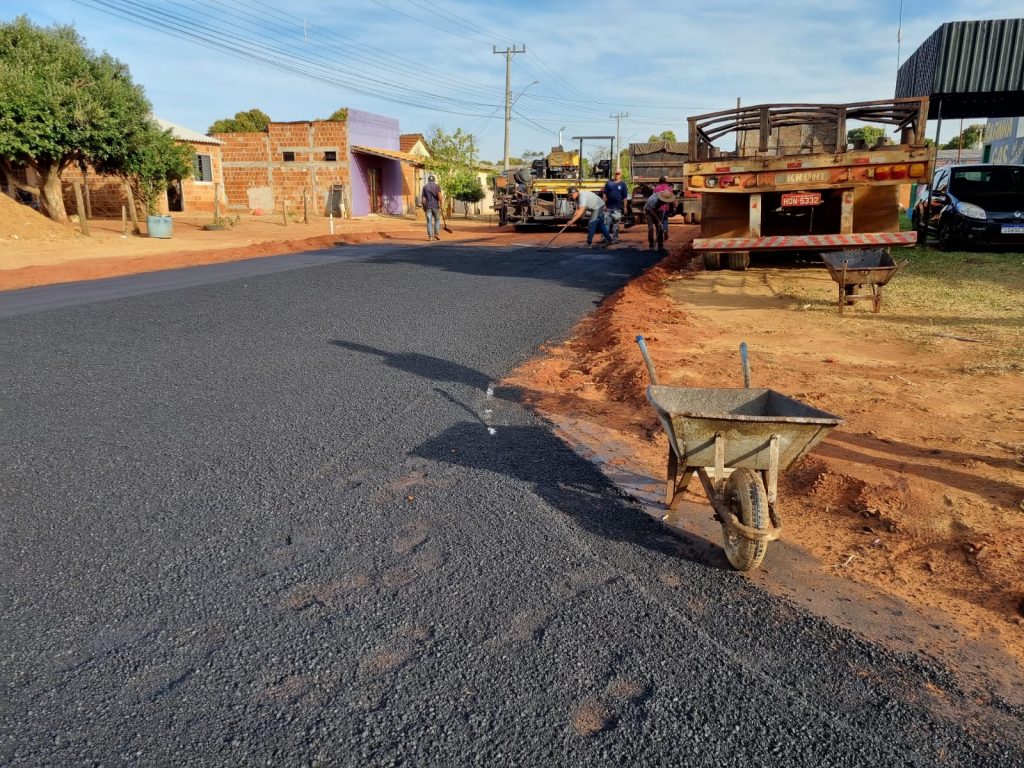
[602,169,629,242]
[421,175,444,241]
[566,186,613,248]
[644,188,676,250]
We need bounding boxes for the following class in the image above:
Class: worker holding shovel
[421,175,445,241]
[566,186,614,249]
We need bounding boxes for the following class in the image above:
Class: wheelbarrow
[636,336,842,570]
[820,249,906,315]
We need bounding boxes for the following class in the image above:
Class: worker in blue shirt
[601,169,629,242]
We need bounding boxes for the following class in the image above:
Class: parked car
[912,164,1024,251]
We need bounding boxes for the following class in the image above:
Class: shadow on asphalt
[412,420,732,570]
[330,337,730,570]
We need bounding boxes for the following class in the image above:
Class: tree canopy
[0,15,184,222]
[942,124,985,150]
[648,131,677,142]
[846,126,887,148]
[208,108,272,134]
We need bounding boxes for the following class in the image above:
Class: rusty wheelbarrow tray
[637,337,842,571]
[820,248,907,315]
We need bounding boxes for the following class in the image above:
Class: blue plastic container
[147,215,173,239]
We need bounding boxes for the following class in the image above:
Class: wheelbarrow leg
[838,261,847,315]
[872,284,882,313]
[664,447,693,509]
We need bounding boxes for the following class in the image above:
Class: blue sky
[6,0,1023,160]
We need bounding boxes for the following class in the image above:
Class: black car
[912,164,1024,251]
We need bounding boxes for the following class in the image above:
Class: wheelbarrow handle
[635,335,659,385]
[740,342,751,388]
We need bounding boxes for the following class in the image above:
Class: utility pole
[493,44,526,171]
[610,112,629,171]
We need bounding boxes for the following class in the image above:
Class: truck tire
[702,252,722,271]
[498,205,508,227]
[725,252,750,270]
[722,468,770,571]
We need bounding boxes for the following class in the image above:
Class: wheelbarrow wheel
[722,468,770,571]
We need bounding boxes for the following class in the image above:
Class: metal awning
[351,145,424,166]
[896,18,1024,119]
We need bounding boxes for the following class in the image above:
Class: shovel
[440,208,454,235]
[540,222,572,251]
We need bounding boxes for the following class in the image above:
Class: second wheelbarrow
[637,337,842,571]
[820,248,907,314]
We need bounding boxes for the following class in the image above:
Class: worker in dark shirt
[420,175,444,241]
[601,169,629,242]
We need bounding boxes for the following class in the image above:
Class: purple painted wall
[347,109,404,216]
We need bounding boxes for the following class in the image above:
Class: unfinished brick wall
[216,120,351,217]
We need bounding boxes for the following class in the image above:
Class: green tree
[113,123,193,216]
[0,16,159,222]
[451,175,485,217]
[648,131,677,142]
[847,126,886,148]
[942,124,984,150]
[208,108,271,134]
[326,107,348,122]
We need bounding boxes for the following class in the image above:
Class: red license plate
[781,192,822,207]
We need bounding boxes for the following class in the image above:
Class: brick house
[214,109,423,218]
[400,133,431,213]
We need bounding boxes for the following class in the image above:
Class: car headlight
[956,202,986,220]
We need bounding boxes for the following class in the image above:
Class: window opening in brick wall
[324,150,337,161]
[283,151,296,162]
[193,153,213,182]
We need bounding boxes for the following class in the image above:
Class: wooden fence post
[302,189,308,224]
[73,182,90,236]
[214,182,221,222]
[124,183,141,235]
[282,197,287,226]
[121,205,128,236]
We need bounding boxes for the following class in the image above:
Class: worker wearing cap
[644,188,676,250]
[566,187,613,248]
[601,169,629,242]
[421,174,444,241]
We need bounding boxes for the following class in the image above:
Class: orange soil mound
[0,193,78,242]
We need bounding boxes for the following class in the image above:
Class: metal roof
[350,145,424,166]
[895,18,1024,119]
[153,117,222,146]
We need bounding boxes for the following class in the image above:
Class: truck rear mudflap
[693,232,917,251]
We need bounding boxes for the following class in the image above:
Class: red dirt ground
[4,200,1022,700]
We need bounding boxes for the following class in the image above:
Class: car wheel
[938,220,960,252]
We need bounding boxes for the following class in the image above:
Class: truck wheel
[722,468,770,571]
[498,206,508,227]
[725,252,750,270]
[702,252,722,271]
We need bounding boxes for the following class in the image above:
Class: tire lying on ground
[703,252,722,270]
[725,252,750,270]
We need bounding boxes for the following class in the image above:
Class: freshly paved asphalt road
[2,241,1022,766]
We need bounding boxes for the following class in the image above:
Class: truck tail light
[890,165,908,180]
[690,175,705,188]
[909,163,926,178]
[874,166,891,180]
